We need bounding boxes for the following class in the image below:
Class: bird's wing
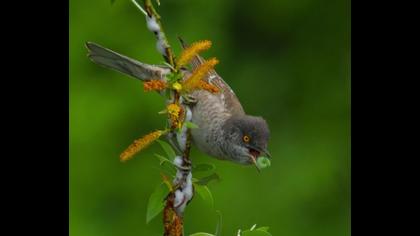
[86,42,170,81]
[178,38,245,115]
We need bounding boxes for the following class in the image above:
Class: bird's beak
[246,145,271,173]
[249,154,261,173]
[248,145,272,159]
[261,148,272,158]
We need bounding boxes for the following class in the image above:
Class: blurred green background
[70,0,350,235]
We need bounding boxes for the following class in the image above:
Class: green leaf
[184,121,199,129]
[166,72,183,83]
[161,162,177,177]
[214,210,222,236]
[189,233,215,236]
[195,173,220,186]
[255,227,269,232]
[156,140,176,159]
[193,163,215,172]
[110,0,116,4]
[154,154,172,165]
[177,126,183,134]
[146,183,170,223]
[241,229,272,236]
[154,154,176,176]
[194,184,214,209]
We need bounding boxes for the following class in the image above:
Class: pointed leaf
[255,227,269,232]
[193,163,215,172]
[241,229,272,236]
[185,121,199,129]
[214,210,222,236]
[154,154,176,176]
[190,233,215,236]
[194,184,214,209]
[161,162,177,177]
[195,173,220,186]
[154,153,172,165]
[157,140,176,159]
[146,183,170,223]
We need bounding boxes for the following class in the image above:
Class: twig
[142,0,176,70]
[137,1,193,235]
[130,0,147,16]
[163,106,193,236]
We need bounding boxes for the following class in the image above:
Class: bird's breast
[182,71,245,160]
[189,90,231,159]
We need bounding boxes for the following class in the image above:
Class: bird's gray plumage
[180,41,270,164]
[86,41,270,166]
[86,42,170,81]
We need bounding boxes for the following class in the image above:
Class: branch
[141,0,176,70]
[163,106,193,236]
[132,1,193,235]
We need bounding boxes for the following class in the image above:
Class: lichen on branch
[120,2,222,235]
[143,0,176,68]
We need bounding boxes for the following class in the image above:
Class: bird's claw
[182,95,197,105]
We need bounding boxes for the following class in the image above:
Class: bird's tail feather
[86,42,170,81]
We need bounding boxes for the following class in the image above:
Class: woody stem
[143,0,176,71]
[138,1,193,236]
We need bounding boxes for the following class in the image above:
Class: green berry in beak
[256,156,271,169]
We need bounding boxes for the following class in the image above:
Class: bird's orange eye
[243,135,250,143]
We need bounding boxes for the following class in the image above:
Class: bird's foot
[181,95,197,105]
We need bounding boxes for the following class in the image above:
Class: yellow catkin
[167,103,183,129]
[167,103,181,118]
[143,80,167,92]
[198,80,220,93]
[182,58,219,92]
[176,40,212,69]
[120,130,164,162]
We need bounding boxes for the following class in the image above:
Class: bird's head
[222,115,271,170]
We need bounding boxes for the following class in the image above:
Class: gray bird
[86,41,271,168]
